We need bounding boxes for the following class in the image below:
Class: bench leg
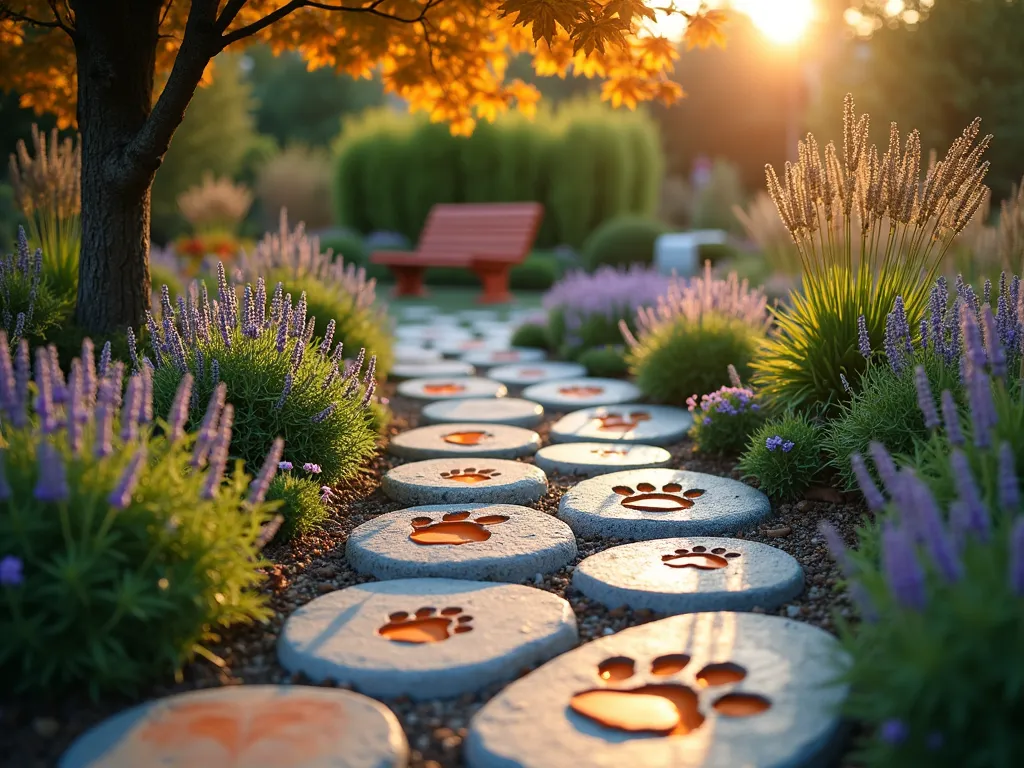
[390,265,428,298]
[472,262,513,304]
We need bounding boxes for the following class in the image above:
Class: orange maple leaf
[683,8,729,50]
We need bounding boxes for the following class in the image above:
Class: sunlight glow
[731,0,816,45]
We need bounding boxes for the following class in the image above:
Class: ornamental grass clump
[543,264,669,359]
[238,210,393,376]
[0,226,72,346]
[0,334,285,697]
[752,95,992,415]
[737,411,824,500]
[687,365,767,456]
[622,261,771,405]
[147,263,379,485]
[824,434,1024,767]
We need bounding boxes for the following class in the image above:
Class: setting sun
[732,0,816,44]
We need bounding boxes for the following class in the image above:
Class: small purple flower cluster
[0,227,43,345]
[0,554,23,586]
[146,262,377,420]
[765,435,795,453]
[622,261,771,347]
[277,461,322,475]
[686,386,760,427]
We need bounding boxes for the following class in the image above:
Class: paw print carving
[559,385,605,398]
[592,448,629,458]
[439,467,501,485]
[442,430,493,446]
[661,546,741,571]
[377,607,473,644]
[517,368,547,377]
[595,411,651,433]
[612,482,706,512]
[409,511,510,545]
[423,382,467,395]
[489,351,522,362]
[569,656,770,737]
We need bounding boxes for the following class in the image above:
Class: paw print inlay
[661,546,741,571]
[612,483,706,512]
[409,511,509,545]
[595,411,651,433]
[559,385,605,398]
[439,467,501,484]
[423,383,466,395]
[592,448,629,458]
[442,430,493,446]
[378,607,473,644]
[569,655,770,736]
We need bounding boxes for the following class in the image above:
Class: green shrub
[510,253,560,291]
[148,264,379,485]
[266,472,328,540]
[689,159,746,234]
[0,338,283,697]
[823,429,1024,767]
[510,322,551,350]
[581,215,669,271]
[737,412,825,500]
[687,370,768,456]
[0,227,74,346]
[697,241,737,266]
[320,231,369,267]
[578,345,629,378]
[751,96,991,415]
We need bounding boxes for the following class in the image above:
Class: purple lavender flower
[727,364,742,388]
[881,522,928,611]
[0,451,10,502]
[884,298,913,374]
[34,441,69,502]
[279,461,293,471]
[914,366,939,430]
[851,453,885,511]
[140,365,154,424]
[868,441,899,493]
[320,486,334,504]
[312,403,337,424]
[703,416,712,426]
[819,521,852,575]
[857,314,871,359]
[191,383,226,468]
[127,327,139,372]
[965,367,996,449]
[765,435,783,452]
[248,438,284,505]
[275,373,293,410]
[901,471,961,583]
[1010,517,1024,596]
[33,346,55,434]
[840,373,851,394]
[200,404,234,500]
[981,306,1007,380]
[120,375,142,443]
[303,463,322,474]
[998,442,1019,510]
[949,450,990,544]
[0,555,23,586]
[98,340,112,378]
[275,314,288,354]
[167,374,194,442]
[879,719,909,745]
[781,440,794,453]
[318,320,336,357]
[940,390,964,446]
[108,446,147,509]
[960,305,987,376]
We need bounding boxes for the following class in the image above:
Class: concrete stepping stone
[422,397,544,428]
[390,360,476,381]
[471,320,515,335]
[278,579,579,700]
[347,503,577,582]
[389,423,541,460]
[462,347,547,369]
[435,338,509,358]
[398,305,436,321]
[465,611,849,768]
[459,309,501,323]
[383,458,548,506]
[488,362,587,389]
[59,685,408,768]
[394,345,443,365]
[396,376,506,401]
[557,468,771,541]
[521,378,641,411]
[534,442,672,477]
[394,325,473,344]
[550,405,694,446]
[573,537,804,614]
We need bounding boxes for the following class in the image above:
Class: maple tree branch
[45,0,74,35]
[0,1,66,30]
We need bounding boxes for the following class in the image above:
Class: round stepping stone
[383,458,548,505]
[534,442,672,477]
[462,347,547,368]
[459,309,501,323]
[59,685,408,768]
[488,361,587,388]
[435,337,508,358]
[422,397,545,428]
[389,423,541,460]
[465,612,849,768]
[393,345,443,365]
[550,404,694,446]
[396,376,506,401]
[278,579,578,700]
[573,537,804,614]
[521,378,641,411]
[390,361,476,381]
[557,468,771,540]
[347,503,577,582]
[394,325,473,344]
[398,305,437,321]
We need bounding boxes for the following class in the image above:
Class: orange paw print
[378,607,474,644]
[612,482,706,512]
[409,511,509,545]
[440,467,501,484]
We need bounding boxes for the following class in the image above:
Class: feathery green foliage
[737,412,825,500]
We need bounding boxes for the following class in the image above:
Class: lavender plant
[266,471,329,540]
[824,435,1024,767]
[736,410,825,500]
[0,334,284,697]
[752,95,991,414]
[0,226,72,346]
[543,264,670,359]
[237,210,393,375]
[621,261,771,405]
[687,365,767,456]
[147,264,379,486]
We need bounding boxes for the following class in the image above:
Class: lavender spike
[248,437,284,504]
[881,522,928,611]
[167,373,194,442]
[34,441,70,502]
[108,445,147,509]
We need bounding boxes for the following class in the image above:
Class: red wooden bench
[370,202,544,304]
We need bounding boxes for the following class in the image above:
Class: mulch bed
[0,385,869,768]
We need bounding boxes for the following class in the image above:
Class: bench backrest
[417,203,544,262]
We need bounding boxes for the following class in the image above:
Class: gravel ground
[0,386,869,768]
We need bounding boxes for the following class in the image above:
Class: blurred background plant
[174,174,253,275]
[0,337,284,697]
[623,262,771,405]
[7,125,80,301]
[0,227,73,346]
[255,145,334,232]
[581,214,670,271]
[688,158,746,234]
[577,345,630,378]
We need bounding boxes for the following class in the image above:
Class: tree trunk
[71,1,164,335]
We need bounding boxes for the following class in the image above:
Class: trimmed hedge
[581,215,670,270]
